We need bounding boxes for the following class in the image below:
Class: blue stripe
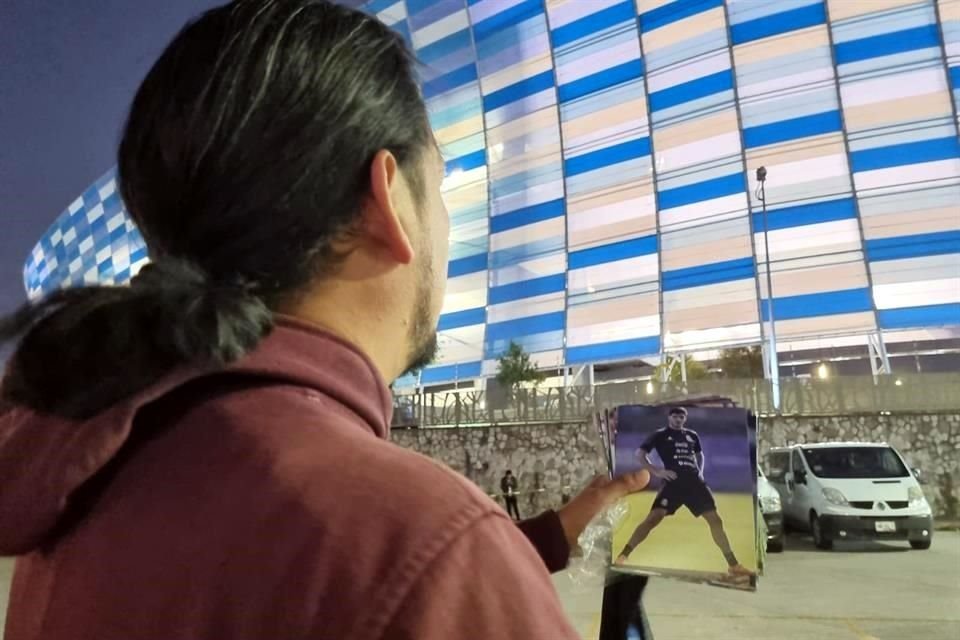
[483,70,555,112]
[568,235,658,270]
[472,0,543,42]
[834,25,940,65]
[366,0,397,13]
[557,59,644,103]
[762,288,873,321]
[566,336,661,365]
[865,230,960,262]
[486,312,566,341]
[423,64,477,98]
[730,2,826,45]
[445,149,486,174]
[662,257,755,291]
[420,361,483,384]
[649,70,733,112]
[490,199,565,234]
[743,110,841,149]
[565,138,651,177]
[437,307,487,331]
[950,66,960,87]
[641,0,723,32]
[489,274,567,305]
[879,304,960,330]
[658,172,745,210]
[448,253,488,278]
[753,197,856,232]
[551,1,636,48]
[418,29,472,65]
[850,137,960,173]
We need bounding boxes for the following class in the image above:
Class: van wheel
[910,539,931,550]
[811,514,833,550]
[767,533,785,553]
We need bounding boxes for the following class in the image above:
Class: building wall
[393,412,960,518]
[24,0,960,387]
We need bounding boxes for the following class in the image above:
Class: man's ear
[366,149,415,265]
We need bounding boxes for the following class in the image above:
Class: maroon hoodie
[0,319,579,639]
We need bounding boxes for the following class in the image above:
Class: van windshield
[802,447,909,479]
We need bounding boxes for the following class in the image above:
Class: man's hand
[651,468,677,481]
[556,472,651,549]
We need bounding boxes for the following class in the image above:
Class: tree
[496,341,546,392]
[718,346,764,379]
[654,354,709,383]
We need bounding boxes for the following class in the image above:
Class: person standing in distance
[501,470,521,520]
[615,407,753,577]
[0,2,583,638]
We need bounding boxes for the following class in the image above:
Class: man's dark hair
[668,407,688,417]
[0,0,432,418]
[505,470,513,475]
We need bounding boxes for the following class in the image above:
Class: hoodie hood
[0,318,393,555]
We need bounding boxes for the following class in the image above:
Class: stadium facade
[23,0,960,387]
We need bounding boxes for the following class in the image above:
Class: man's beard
[399,267,439,380]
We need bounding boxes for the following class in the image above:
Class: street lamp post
[756,167,781,411]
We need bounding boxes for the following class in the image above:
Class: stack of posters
[598,401,761,591]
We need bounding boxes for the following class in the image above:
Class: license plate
[875,521,896,533]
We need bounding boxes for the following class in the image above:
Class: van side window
[791,450,805,473]
[766,452,789,481]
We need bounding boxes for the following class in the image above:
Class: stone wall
[393,412,960,518]
[392,423,606,517]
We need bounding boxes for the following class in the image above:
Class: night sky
[0,0,224,316]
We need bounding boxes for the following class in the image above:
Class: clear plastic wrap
[564,499,630,587]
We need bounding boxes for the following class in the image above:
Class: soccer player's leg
[692,485,755,577]
[616,486,677,564]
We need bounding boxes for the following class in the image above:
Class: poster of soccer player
[611,404,758,590]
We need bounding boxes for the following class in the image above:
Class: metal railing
[391,373,960,428]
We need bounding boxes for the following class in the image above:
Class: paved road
[556,530,960,640]
[3,532,959,639]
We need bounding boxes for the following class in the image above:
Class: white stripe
[470,0,528,26]
[658,194,749,232]
[487,293,565,323]
[873,278,960,310]
[491,253,567,286]
[414,10,468,49]
[568,255,659,293]
[566,314,660,346]
[547,0,624,29]
[556,40,640,85]
[568,194,656,235]
[854,159,960,194]
[489,217,565,251]
[663,323,762,350]
[840,67,947,108]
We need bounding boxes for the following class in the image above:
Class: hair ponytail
[0,258,272,419]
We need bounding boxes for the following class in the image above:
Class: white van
[765,443,933,551]
[758,468,784,552]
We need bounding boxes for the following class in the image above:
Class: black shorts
[651,476,716,518]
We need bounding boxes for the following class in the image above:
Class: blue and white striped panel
[730,0,874,341]
[547,0,660,365]
[941,0,960,126]
[410,0,489,386]
[640,0,758,350]
[23,168,148,300]
[471,0,566,371]
[829,0,960,333]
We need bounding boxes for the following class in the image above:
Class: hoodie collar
[0,319,393,555]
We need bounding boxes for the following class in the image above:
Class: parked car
[758,467,784,552]
[765,443,933,551]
